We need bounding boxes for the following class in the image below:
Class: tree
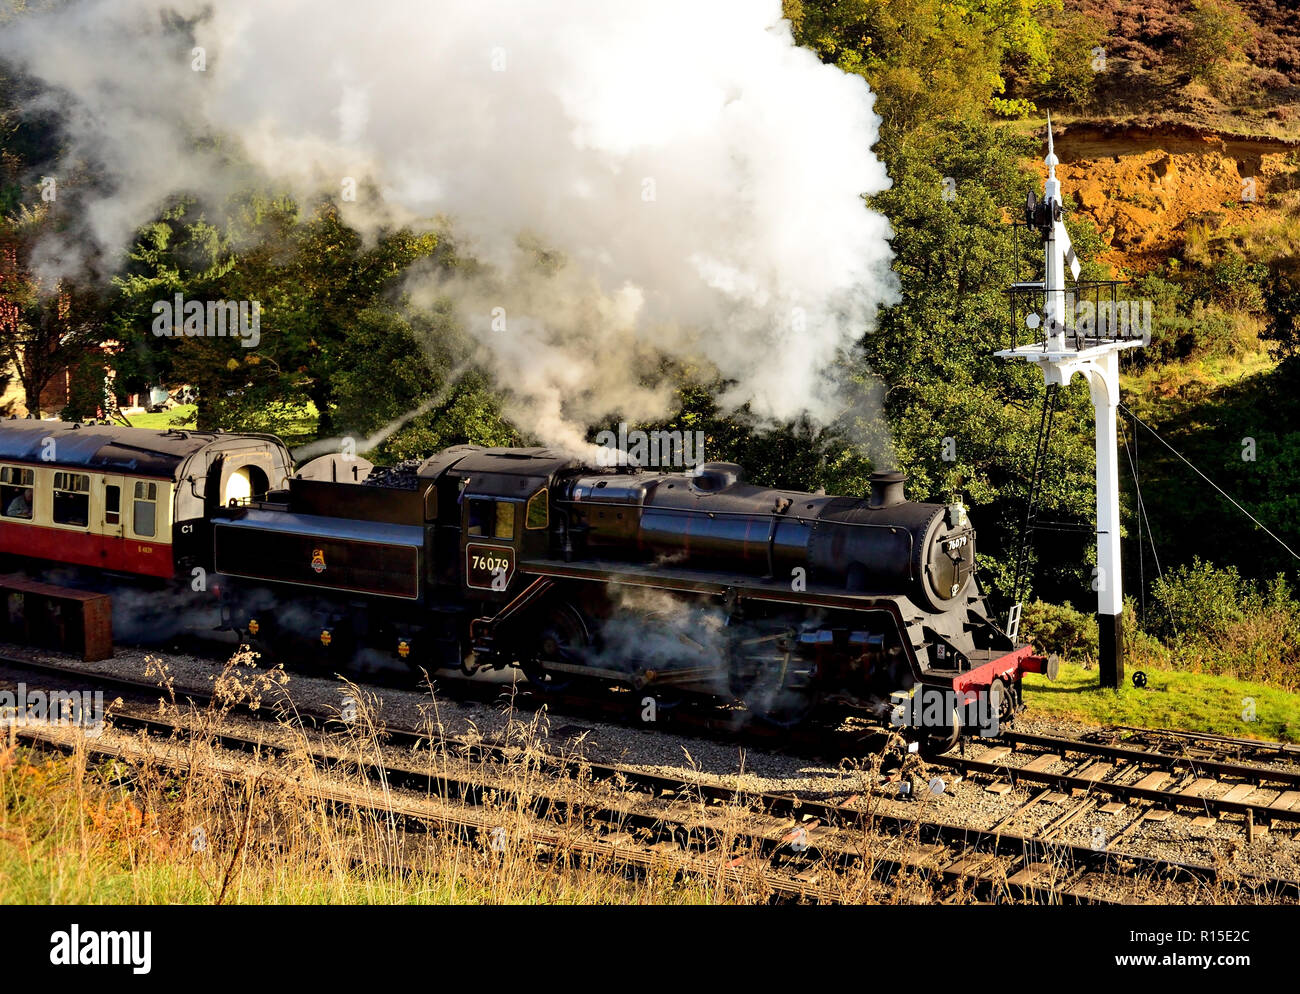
[327,303,518,460]
[864,120,1099,603]
[1030,6,1107,110]
[109,195,449,436]
[1179,0,1257,97]
[1262,264,1300,365]
[783,0,1060,140]
[0,204,110,417]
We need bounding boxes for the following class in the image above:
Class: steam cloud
[1,0,898,450]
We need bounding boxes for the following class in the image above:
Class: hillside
[1070,0,1300,139]
[1047,123,1299,273]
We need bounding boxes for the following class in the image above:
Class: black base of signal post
[1098,612,1124,690]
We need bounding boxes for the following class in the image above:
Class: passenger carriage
[0,419,293,580]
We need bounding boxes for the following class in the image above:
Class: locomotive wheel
[520,603,591,694]
[916,705,962,757]
[727,621,820,729]
[989,677,1015,726]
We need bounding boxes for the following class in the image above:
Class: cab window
[132,481,158,537]
[494,501,515,540]
[466,498,516,540]
[0,466,35,520]
[466,498,493,537]
[52,472,90,527]
[526,489,548,530]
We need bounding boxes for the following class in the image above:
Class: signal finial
[1045,111,1059,180]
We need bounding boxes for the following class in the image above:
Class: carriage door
[100,475,126,569]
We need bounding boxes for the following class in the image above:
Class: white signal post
[995,115,1146,689]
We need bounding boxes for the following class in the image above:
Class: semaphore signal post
[996,115,1148,690]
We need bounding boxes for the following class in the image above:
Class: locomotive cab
[412,447,578,602]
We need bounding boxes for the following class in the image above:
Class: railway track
[933,730,1300,833]
[1099,724,1300,762]
[3,651,1298,904]
[11,717,852,904]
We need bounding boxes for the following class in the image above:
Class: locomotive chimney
[868,470,906,508]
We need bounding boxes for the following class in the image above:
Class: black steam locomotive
[213,444,1053,747]
[0,420,1054,749]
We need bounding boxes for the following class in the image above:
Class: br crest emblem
[311,548,326,574]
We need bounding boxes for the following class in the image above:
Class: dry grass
[0,652,879,904]
[0,651,1278,905]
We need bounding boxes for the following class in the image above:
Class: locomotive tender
[0,420,1055,749]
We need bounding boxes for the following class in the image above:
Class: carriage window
[104,485,120,526]
[0,466,35,520]
[133,481,158,537]
[526,489,548,530]
[52,472,90,527]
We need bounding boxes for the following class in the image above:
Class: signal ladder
[1007,382,1060,641]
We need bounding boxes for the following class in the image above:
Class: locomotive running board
[517,557,928,678]
[519,557,921,614]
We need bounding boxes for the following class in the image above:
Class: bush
[1179,0,1257,98]
[1020,599,1098,663]
[1149,557,1245,641]
[1148,559,1300,689]
[1185,254,1268,314]
[1141,303,1253,366]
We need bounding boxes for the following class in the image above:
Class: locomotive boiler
[566,464,977,612]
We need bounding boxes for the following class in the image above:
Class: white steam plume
[1,0,897,445]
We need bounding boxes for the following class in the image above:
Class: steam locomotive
[0,419,1055,750]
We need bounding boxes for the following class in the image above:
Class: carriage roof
[0,420,273,479]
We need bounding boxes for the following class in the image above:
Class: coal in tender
[361,458,424,490]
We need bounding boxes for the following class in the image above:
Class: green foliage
[1020,598,1098,661]
[1149,556,1247,640]
[1141,303,1252,366]
[109,195,450,437]
[1178,0,1257,98]
[1262,264,1300,364]
[1146,558,1300,688]
[377,369,520,461]
[1125,262,1262,369]
[1030,6,1106,110]
[1185,252,1268,313]
[861,119,1098,602]
[783,0,1060,141]
[57,350,110,423]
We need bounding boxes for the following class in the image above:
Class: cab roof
[418,445,582,481]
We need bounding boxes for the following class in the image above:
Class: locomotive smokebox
[867,470,906,508]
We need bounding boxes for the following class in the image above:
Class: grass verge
[1023,661,1300,742]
